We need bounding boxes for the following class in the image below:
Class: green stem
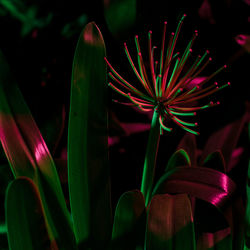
[140,109,161,206]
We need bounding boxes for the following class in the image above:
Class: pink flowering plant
[0,11,249,250]
[105,14,230,206]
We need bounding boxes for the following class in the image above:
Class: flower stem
[140,109,161,206]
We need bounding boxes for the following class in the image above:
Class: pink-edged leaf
[153,167,236,212]
[177,133,197,166]
[145,193,195,250]
[0,50,72,242]
[199,112,250,171]
[197,227,232,250]
[165,149,191,173]
[111,190,146,249]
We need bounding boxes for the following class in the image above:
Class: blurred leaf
[202,150,226,173]
[104,0,137,38]
[111,190,146,250]
[199,112,249,171]
[165,149,191,172]
[145,193,195,250]
[68,22,112,248]
[36,168,77,249]
[0,50,71,242]
[5,177,50,250]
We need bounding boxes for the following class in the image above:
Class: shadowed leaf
[145,193,195,250]
[68,22,112,248]
[5,177,50,250]
[111,190,146,249]
[197,228,232,250]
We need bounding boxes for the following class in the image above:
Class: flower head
[105,15,229,135]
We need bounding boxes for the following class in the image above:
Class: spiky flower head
[105,15,229,135]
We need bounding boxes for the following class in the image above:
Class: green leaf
[68,22,112,248]
[145,193,196,250]
[111,190,146,250]
[0,50,71,242]
[36,168,77,249]
[104,0,137,38]
[165,149,191,172]
[202,150,226,173]
[5,177,50,250]
[177,133,197,166]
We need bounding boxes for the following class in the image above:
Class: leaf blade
[68,22,112,247]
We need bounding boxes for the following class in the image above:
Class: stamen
[159,21,167,95]
[171,117,200,135]
[168,110,196,116]
[124,43,148,90]
[159,115,172,132]
[148,31,157,93]
[105,57,148,99]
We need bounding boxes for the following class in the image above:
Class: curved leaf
[165,149,191,172]
[5,177,50,250]
[68,22,112,248]
[202,150,226,173]
[153,167,236,212]
[177,133,197,166]
[145,193,195,250]
[111,190,146,250]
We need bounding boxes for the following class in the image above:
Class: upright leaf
[145,193,195,250]
[6,177,50,250]
[165,149,191,173]
[68,22,112,248]
[177,133,197,166]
